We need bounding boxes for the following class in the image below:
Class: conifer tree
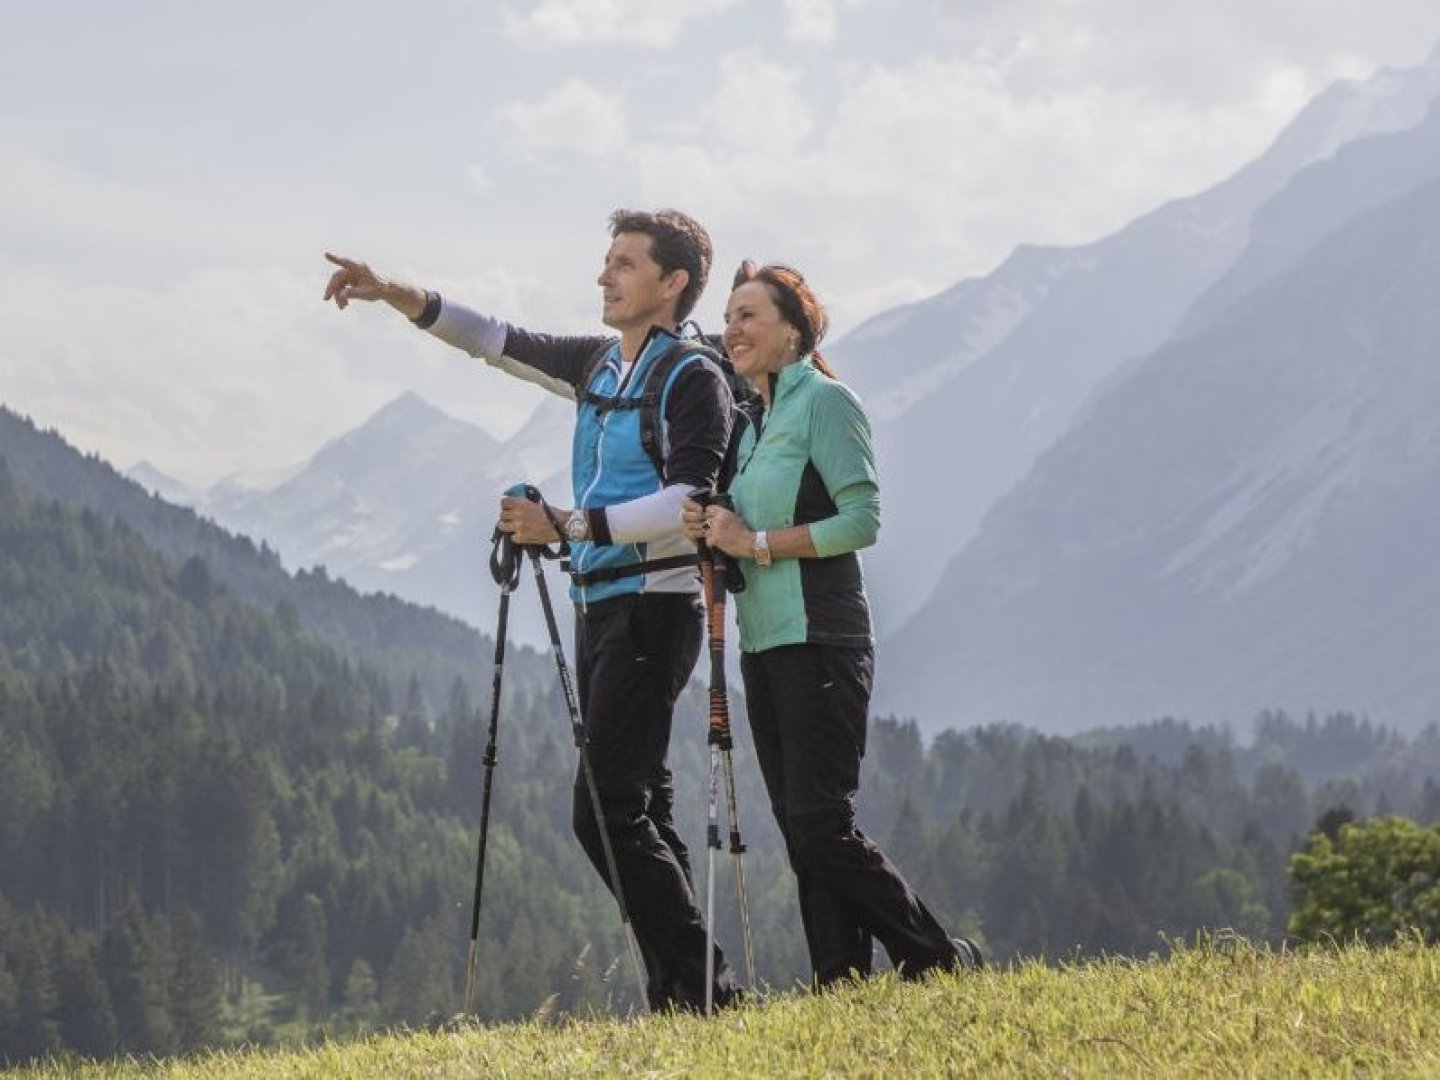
[100,895,175,1055]
[340,957,379,1032]
[169,909,223,1053]
[7,920,61,1065]
[292,894,330,1021]
[382,917,457,1027]
[54,930,119,1060]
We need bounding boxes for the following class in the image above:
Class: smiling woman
[682,261,984,987]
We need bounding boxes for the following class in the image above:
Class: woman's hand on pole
[700,505,752,561]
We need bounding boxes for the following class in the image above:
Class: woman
[682,261,982,987]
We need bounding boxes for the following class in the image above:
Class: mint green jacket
[727,358,879,653]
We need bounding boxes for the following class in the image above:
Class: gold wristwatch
[753,530,772,567]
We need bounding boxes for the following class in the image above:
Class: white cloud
[708,51,815,150]
[495,78,630,160]
[927,0,1438,107]
[782,0,841,44]
[464,164,491,193]
[0,141,273,268]
[6,0,1440,490]
[0,262,555,487]
[500,0,736,48]
[634,44,1323,334]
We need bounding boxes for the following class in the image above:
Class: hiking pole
[691,489,756,1012]
[702,604,721,1018]
[507,484,649,1010]
[463,519,525,1015]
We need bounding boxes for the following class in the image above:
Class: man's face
[596,231,686,335]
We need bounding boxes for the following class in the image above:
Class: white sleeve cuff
[427,298,508,359]
[426,298,575,400]
[604,484,692,543]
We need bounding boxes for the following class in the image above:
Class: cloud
[500,0,736,48]
[708,51,815,150]
[926,0,1438,105]
[0,141,276,269]
[643,0,1440,334]
[7,0,1440,492]
[495,78,630,160]
[635,42,1322,335]
[782,0,842,44]
[464,164,491,193]
[0,262,556,487]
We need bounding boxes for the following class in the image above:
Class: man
[322,209,737,1013]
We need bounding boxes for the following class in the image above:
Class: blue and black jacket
[415,294,732,605]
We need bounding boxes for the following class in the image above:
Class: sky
[4,0,1440,488]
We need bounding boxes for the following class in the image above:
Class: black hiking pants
[572,592,737,1012]
[741,642,961,986]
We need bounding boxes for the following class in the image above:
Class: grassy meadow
[11,938,1439,1078]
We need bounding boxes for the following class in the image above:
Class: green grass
[15,939,1440,1078]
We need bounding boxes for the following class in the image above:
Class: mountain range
[834,41,1440,634]
[880,169,1440,733]
[161,391,573,646]
[122,43,1440,736]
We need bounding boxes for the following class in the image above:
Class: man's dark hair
[609,208,712,322]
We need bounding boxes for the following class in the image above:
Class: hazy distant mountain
[1182,98,1440,330]
[206,390,501,573]
[877,173,1440,735]
[0,402,519,707]
[185,390,572,642]
[832,46,1440,634]
[125,460,202,505]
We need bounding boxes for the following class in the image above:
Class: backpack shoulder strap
[637,340,722,477]
[576,339,617,409]
[574,336,725,476]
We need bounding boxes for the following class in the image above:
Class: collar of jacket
[766,354,817,403]
[611,324,687,369]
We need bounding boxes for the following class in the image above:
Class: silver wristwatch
[565,510,588,543]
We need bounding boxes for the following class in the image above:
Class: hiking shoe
[952,936,984,972]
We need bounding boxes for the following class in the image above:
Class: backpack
[577,330,760,495]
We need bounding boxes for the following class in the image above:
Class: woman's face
[723,281,797,382]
